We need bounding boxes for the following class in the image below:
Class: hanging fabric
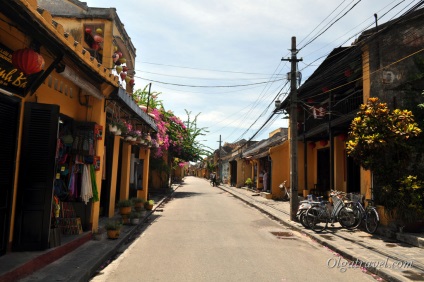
[90,164,99,202]
[81,164,93,204]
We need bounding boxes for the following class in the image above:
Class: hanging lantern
[308,142,316,149]
[319,140,328,147]
[12,48,45,75]
[112,53,119,63]
[93,35,103,43]
[120,72,127,80]
[125,76,131,83]
[119,57,126,64]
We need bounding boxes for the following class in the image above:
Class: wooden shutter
[13,102,59,251]
[0,96,20,255]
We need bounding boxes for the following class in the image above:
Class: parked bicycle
[296,195,323,229]
[340,194,380,234]
[305,190,357,232]
[278,181,290,201]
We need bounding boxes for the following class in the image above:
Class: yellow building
[0,0,156,255]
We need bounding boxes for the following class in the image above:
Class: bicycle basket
[347,193,363,203]
[331,194,343,206]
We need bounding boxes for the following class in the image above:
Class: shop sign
[0,43,29,97]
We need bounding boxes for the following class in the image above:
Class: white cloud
[84,0,412,150]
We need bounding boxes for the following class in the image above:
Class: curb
[217,184,408,282]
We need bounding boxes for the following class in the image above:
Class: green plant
[131,197,144,204]
[104,220,122,231]
[245,178,253,186]
[381,175,424,225]
[129,211,141,219]
[117,199,133,208]
[347,97,423,225]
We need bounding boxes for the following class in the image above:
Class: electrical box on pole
[282,36,302,221]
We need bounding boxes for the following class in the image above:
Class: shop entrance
[0,95,20,255]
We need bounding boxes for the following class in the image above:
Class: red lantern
[120,72,127,80]
[319,140,328,147]
[12,48,45,75]
[93,35,103,43]
[308,142,316,149]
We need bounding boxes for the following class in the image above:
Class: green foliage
[245,178,253,186]
[381,176,424,224]
[131,197,144,204]
[347,97,423,223]
[346,97,421,175]
[129,211,142,219]
[104,220,122,231]
[117,199,133,208]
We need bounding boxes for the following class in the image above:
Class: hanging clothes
[90,164,99,202]
[81,164,93,204]
[68,165,77,199]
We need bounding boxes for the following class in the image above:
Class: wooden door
[13,102,59,251]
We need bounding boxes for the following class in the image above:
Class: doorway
[346,155,360,193]
[316,148,330,194]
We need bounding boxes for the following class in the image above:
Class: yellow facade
[0,0,153,254]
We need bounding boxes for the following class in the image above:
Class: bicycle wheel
[305,206,328,232]
[337,206,359,229]
[365,207,379,234]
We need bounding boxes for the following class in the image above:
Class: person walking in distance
[212,172,217,187]
[263,170,268,192]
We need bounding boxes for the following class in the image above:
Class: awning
[107,87,157,131]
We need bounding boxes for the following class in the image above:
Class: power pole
[282,37,302,221]
[217,135,222,182]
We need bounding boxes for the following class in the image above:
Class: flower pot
[144,202,153,211]
[107,230,120,239]
[109,124,118,133]
[119,206,131,215]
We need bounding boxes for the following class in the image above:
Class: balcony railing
[303,90,362,133]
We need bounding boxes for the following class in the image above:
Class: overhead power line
[136,77,285,88]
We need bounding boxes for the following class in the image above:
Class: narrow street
[91,176,377,282]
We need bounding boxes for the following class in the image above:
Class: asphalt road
[91,176,379,282]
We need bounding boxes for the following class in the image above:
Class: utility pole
[217,135,222,182]
[282,37,302,221]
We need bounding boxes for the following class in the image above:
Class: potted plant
[131,197,145,211]
[104,220,122,239]
[117,199,133,215]
[245,178,253,188]
[129,211,141,225]
[144,199,154,211]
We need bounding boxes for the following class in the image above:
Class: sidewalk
[217,182,424,282]
[0,184,180,282]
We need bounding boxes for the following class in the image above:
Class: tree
[346,97,423,225]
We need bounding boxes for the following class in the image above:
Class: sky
[83,0,420,153]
